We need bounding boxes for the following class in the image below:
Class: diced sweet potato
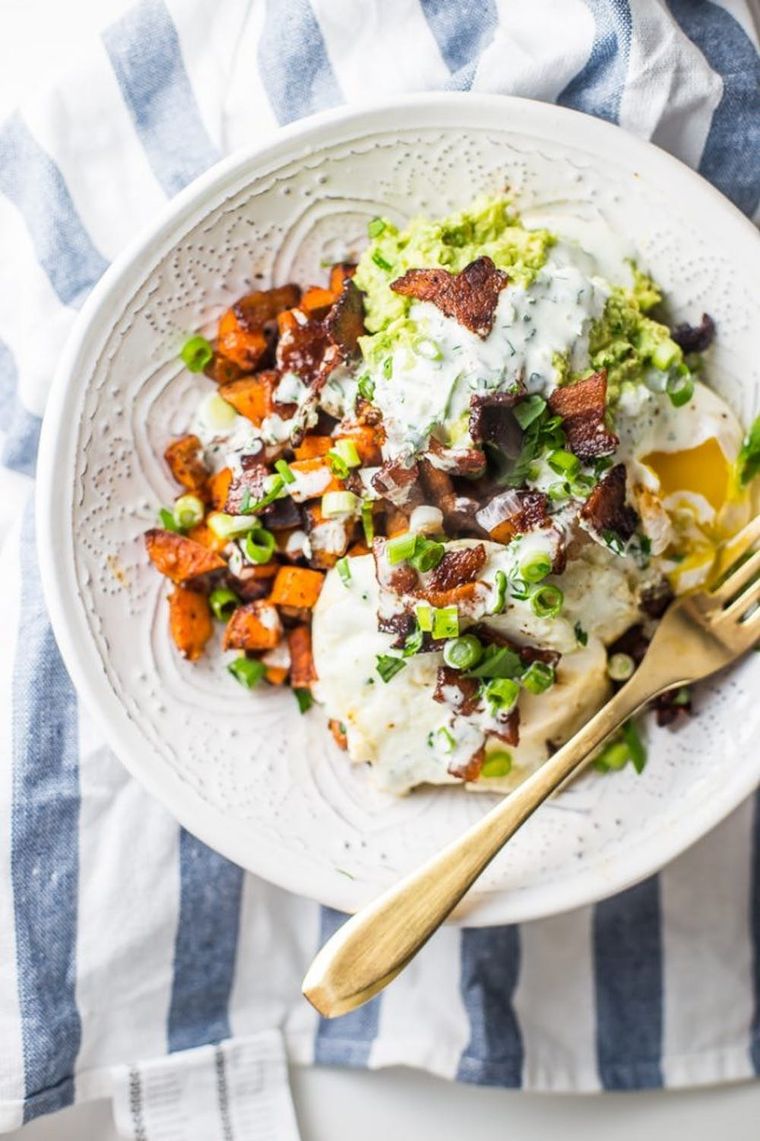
[294,435,333,460]
[329,719,348,750]
[164,434,209,495]
[207,467,233,510]
[234,284,302,328]
[301,286,338,317]
[303,503,352,569]
[186,522,227,553]
[336,423,384,465]
[289,457,343,502]
[168,586,214,661]
[222,600,283,651]
[217,309,268,371]
[219,371,278,426]
[288,625,317,689]
[205,352,245,386]
[229,562,278,602]
[270,566,324,611]
[145,529,226,584]
[329,263,356,294]
[265,665,289,685]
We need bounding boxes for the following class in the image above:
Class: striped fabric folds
[1,0,760,1129]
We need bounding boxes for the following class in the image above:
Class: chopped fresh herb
[337,556,351,586]
[372,250,393,272]
[521,660,555,694]
[443,635,483,671]
[737,414,760,486]
[209,587,240,621]
[383,357,393,379]
[243,527,276,564]
[622,719,647,773]
[481,750,512,779]
[530,583,564,619]
[574,622,588,647]
[432,605,459,640]
[489,569,508,614]
[228,656,266,688]
[368,217,386,238]
[547,449,580,477]
[402,623,424,657]
[274,458,296,485]
[357,374,376,402]
[483,677,520,716]
[294,687,314,713]
[466,645,522,680]
[595,720,647,774]
[376,654,406,683]
[180,334,214,373]
[159,507,183,533]
[513,395,547,430]
[666,368,695,408]
[602,529,627,557]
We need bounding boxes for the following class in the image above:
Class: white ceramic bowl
[37,94,760,925]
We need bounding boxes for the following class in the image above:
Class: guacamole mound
[355,196,555,363]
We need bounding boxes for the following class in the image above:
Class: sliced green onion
[666,369,694,408]
[547,449,580,477]
[294,687,313,713]
[737,414,760,486]
[412,336,443,361]
[602,529,627,556]
[368,217,386,238]
[671,685,691,707]
[521,660,555,694]
[607,652,635,681]
[651,338,682,371]
[241,475,286,514]
[209,587,240,621]
[159,506,183,533]
[489,569,508,615]
[208,512,257,540]
[415,601,433,632]
[410,537,445,573]
[387,532,418,564]
[376,654,406,683]
[361,499,375,543]
[466,645,522,679]
[322,490,360,517]
[173,493,205,530]
[513,395,547,430]
[180,334,214,373]
[402,624,424,657]
[483,677,520,715]
[383,357,393,379]
[243,527,275,565]
[520,552,552,583]
[326,451,349,479]
[622,719,647,773]
[481,751,512,779]
[372,250,393,272]
[331,439,361,468]
[357,374,375,402]
[594,739,630,772]
[274,458,296,485]
[547,481,572,502]
[432,605,459,640]
[508,573,530,601]
[436,726,456,753]
[228,656,266,688]
[530,583,564,619]
[337,556,351,586]
[574,622,588,647]
[443,635,483,671]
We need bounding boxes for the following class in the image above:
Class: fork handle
[303,665,678,1017]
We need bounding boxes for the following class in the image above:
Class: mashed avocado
[355,196,555,364]
[588,267,683,399]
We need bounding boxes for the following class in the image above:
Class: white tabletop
[3,0,760,1135]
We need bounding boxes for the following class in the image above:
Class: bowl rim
[36,92,760,925]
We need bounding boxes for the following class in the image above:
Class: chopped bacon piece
[222,600,283,651]
[426,438,486,478]
[419,459,485,537]
[580,463,638,543]
[448,746,485,782]
[548,371,618,459]
[377,610,417,649]
[424,544,486,593]
[476,489,550,545]
[145,529,226,585]
[420,582,478,610]
[433,667,480,716]
[607,623,649,668]
[303,502,352,569]
[390,256,509,338]
[671,313,715,354]
[164,434,209,496]
[205,352,245,386]
[640,579,674,619]
[371,458,421,507]
[469,390,523,455]
[276,308,330,384]
[489,711,520,748]
[224,464,268,514]
[324,278,365,357]
[228,563,278,602]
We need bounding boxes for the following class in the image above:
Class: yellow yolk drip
[642,438,728,513]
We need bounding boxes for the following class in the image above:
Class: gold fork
[303,515,760,1018]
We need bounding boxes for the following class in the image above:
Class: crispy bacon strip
[489,712,520,748]
[372,458,421,508]
[275,310,329,384]
[418,459,485,537]
[324,278,365,357]
[224,464,268,514]
[424,544,486,593]
[579,463,638,543]
[448,746,485,782]
[433,667,480,716]
[475,489,550,546]
[426,438,487,478]
[390,256,509,338]
[547,371,618,459]
[469,390,523,455]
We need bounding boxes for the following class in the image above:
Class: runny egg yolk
[642,438,729,514]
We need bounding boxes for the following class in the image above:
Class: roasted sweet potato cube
[270,566,324,611]
[328,263,356,294]
[186,522,227,553]
[336,423,384,465]
[164,434,209,495]
[289,457,343,501]
[217,309,268,371]
[207,467,233,510]
[219,371,278,426]
[205,351,245,386]
[145,529,226,584]
[301,286,338,317]
[222,600,283,651]
[168,586,214,661]
[288,625,317,689]
[265,665,289,685]
[234,284,301,328]
[294,435,333,460]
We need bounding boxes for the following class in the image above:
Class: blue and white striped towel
[2,0,760,1133]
